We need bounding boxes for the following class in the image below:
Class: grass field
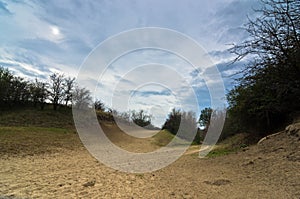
[152,129,192,146]
[0,126,81,158]
[0,107,252,158]
[0,107,81,158]
[0,107,74,129]
[206,133,250,157]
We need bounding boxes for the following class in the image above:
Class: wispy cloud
[0,0,260,125]
[132,89,172,97]
[0,1,11,15]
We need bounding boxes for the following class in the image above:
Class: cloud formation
[0,0,260,126]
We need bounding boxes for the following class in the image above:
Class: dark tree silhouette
[72,86,92,110]
[228,0,300,134]
[94,99,105,111]
[64,77,75,106]
[30,78,48,110]
[131,110,151,127]
[0,67,13,107]
[199,107,213,130]
[49,73,65,110]
[162,108,198,141]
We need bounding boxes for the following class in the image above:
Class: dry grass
[207,133,250,158]
[0,126,81,158]
[151,129,190,146]
[0,107,74,129]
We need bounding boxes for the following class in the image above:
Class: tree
[228,0,300,135]
[30,79,48,110]
[94,99,105,111]
[0,67,32,108]
[63,77,75,107]
[181,111,198,141]
[49,73,65,110]
[199,107,213,130]
[72,86,92,109]
[162,108,181,134]
[0,67,13,107]
[162,109,198,141]
[131,110,152,127]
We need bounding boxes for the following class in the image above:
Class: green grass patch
[152,129,190,146]
[205,133,250,158]
[206,148,234,158]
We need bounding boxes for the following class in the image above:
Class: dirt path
[0,124,299,198]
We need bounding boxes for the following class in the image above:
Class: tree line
[1,0,298,141]
[163,0,300,140]
[0,65,233,143]
[227,0,300,136]
[0,66,198,134]
[0,67,92,110]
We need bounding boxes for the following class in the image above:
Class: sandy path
[0,124,299,198]
[1,147,299,198]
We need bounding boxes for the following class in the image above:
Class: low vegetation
[206,133,251,158]
[0,126,80,157]
[227,0,300,136]
[0,0,299,159]
[0,106,74,129]
[152,129,189,147]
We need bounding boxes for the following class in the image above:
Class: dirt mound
[286,122,300,137]
[257,122,300,161]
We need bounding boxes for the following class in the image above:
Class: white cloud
[2,1,64,44]
[0,0,260,125]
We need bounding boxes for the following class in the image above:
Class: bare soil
[0,122,299,198]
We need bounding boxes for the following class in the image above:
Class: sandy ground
[0,123,299,198]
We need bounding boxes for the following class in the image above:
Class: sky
[0,0,261,127]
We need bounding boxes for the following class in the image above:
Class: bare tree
[228,0,300,133]
[30,78,48,110]
[49,73,65,110]
[72,86,92,110]
[94,99,105,111]
[63,77,75,106]
[231,0,300,71]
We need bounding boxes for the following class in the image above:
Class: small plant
[207,149,230,158]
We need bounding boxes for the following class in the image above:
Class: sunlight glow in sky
[0,0,260,126]
[51,26,60,36]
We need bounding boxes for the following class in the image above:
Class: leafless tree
[72,86,92,110]
[49,73,65,110]
[64,77,75,106]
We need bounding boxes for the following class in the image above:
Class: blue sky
[0,0,260,126]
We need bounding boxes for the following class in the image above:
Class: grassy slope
[206,133,250,157]
[0,107,252,158]
[0,107,81,157]
[0,126,81,157]
[152,129,191,146]
[0,107,74,129]
[0,107,165,156]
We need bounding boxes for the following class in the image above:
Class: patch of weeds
[207,149,231,158]
[152,130,188,146]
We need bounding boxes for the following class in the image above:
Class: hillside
[0,107,74,129]
[0,108,299,198]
